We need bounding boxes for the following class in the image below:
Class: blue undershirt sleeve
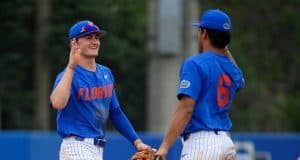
[109,107,139,144]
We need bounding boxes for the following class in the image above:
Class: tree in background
[0,0,300,132]
[34,0,51,130]
[0,0,35,129]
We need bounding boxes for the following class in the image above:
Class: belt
[65,135,106,148]
[182,130,222,141]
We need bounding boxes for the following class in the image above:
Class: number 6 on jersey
[217,74,232,108]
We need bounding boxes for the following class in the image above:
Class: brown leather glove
[130,148,156,160]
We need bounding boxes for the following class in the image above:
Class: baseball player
[154,9,245,160]
[50,20,149,160]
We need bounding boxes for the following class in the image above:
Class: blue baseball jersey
[52,64,119,138]
[178,51,245,134]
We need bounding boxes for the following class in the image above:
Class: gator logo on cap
[80,21,96,33]
[80,26,86,33]
[223,23,230,30]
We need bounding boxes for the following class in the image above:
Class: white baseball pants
[59,136,104,160]
[181,131,236,160]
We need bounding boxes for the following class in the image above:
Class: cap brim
[84,30,107,38]
[70,30,107,39]
[192,22,201,27]
[98,30,107,37]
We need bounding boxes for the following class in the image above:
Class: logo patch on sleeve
[180,80,191,88]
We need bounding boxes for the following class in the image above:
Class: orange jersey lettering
[77,84,114,100]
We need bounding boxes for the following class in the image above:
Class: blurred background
[0,0,300,159]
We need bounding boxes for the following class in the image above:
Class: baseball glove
[130,148,156,160]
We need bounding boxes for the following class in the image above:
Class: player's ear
[202,29,209,40]
[69,38,78,48]
[198,28,207,41]
[201,28,207,39]
[197,29,201,41]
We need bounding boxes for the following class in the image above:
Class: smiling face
[75,33,101,58]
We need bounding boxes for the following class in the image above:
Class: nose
[91,36,100,44]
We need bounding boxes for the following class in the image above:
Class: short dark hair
[201,28,231,48]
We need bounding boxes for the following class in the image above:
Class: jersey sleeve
[177,60,202,101]
[110,89,120,109]
[107,68,138,143]
[235,67,245,92]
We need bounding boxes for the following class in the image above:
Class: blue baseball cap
[68,20,106,39]
[192,9,231,32]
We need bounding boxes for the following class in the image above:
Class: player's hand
[154,148,167,159]
[152,154,166,160]
[224,46,230,55]
[68,39,81,70]
[134,139,151,151]
[224,46,237,65]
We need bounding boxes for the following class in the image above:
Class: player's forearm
[159,99,194,155]
[50,67,74,109]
